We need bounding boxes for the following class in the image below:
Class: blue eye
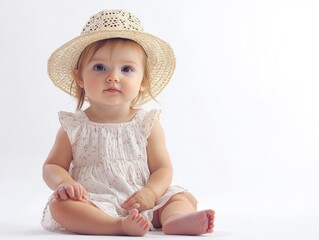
[122,66,133,73]
[93,64,106,72]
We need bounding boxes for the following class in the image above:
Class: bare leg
[49,199,149,236]
[157,193,215,235]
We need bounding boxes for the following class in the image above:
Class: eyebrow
[89,58,139,66]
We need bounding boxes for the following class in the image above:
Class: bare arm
[145,118,173,200]
[122,118,173,211]
[43,127,86,200]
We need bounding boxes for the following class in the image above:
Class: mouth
[104,87,121,93]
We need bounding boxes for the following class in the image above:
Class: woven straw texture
[48,9,176,105]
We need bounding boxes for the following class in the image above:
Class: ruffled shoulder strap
[58,111,85,144]
[139,109,161,139]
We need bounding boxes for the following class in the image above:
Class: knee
[49,198,69,223]
[170,192,198,209]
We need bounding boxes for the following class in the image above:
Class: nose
[106,70,119,83]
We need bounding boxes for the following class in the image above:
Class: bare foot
[119,209,149,236]
[163,209,215,235]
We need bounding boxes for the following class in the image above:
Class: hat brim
[48,30,176,105]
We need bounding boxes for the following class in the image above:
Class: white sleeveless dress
[41,109,188,231]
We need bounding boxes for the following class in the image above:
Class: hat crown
[81,9,144,35]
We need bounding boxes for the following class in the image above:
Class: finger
[64,185,75,199]
[132,203,140,209]
[122,197,133,208]
[57,187,68,200]
[73,185,81,200]
[78,186,87,200]
[122,197,138,209]
[83,188,87,199]
[53,190,59,199]
[122,193,137,206]
[77,187,83,200]
[127,202,141,211]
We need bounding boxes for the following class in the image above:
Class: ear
[139,80,146,92]
[139,85,146,92]
[73,69,84,88]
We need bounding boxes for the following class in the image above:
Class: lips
[104,87,121,93]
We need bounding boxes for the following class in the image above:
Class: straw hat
[48,9,176,104]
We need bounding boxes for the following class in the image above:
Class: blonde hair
[71,38,154,110]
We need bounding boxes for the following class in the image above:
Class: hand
[121,187,157,212]
[54,180,87,201]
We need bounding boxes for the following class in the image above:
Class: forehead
[95,40,144,59]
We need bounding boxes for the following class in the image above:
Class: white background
[1,0,318,239]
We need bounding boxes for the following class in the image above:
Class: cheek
[83,78,101,92]
[127,79,144,93]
